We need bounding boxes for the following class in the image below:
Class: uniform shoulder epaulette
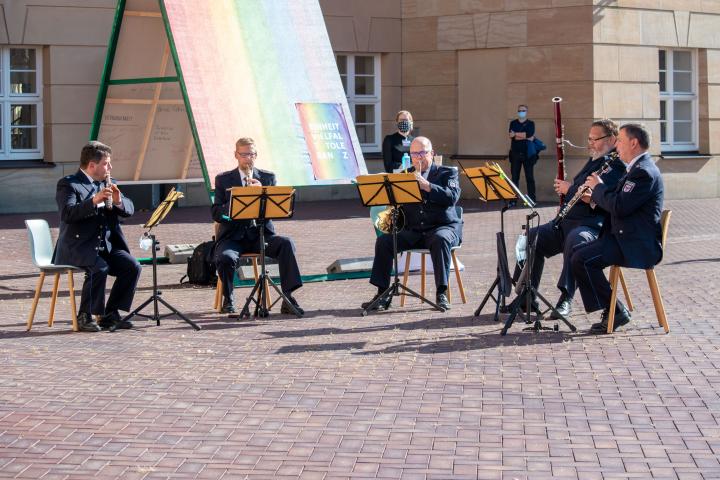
[217,169,236,177]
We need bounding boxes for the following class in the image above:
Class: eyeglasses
[518,110,527,113]
[410,151,431,158]
[236,152,257,158]
[587,134,610,143]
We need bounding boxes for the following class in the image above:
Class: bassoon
[552,97,566,206]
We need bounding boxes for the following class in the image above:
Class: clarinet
[104,173,113,210]
[552,151,618,229]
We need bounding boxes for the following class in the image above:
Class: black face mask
[397,120,412,133]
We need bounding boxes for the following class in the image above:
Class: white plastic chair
[25,219,82,332]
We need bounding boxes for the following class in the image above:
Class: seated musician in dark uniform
[511,119,626,318]
[361,136,462,312]
[54,141,142,332]
[212,137,303,315]
[571,123,664,333]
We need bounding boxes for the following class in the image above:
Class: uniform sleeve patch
[622,180,635,193]
[448,179,458,189]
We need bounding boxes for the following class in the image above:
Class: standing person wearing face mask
[508,104,537,205]
[382,110,415,173]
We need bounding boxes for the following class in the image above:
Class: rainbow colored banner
[296,103,359,180]
[161,0,366,188]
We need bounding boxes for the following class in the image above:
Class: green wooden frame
[89,0,214,200]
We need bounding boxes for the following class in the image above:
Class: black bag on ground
[181,241,217,285]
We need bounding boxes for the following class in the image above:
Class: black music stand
[228,185,302,319]
[356,173,443,316]
[123,188,200,331]
[461,163,518,322]
[499,186,577,336]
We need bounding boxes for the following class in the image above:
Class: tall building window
[336,54,381,151]
[659,49,697,152]
[0,47,43,161]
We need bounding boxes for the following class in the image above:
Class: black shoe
[281,295,304,315]
[361,291,391,311]
[99,311,133,331]
[550,295,572,320]
[436,292,450,311]
[590,303,631,333]
[77,312,101,332]
[220,298,236,314]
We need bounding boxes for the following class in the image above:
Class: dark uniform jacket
[54,169,134,267]
[212,167,277,244]
[563,149,626,229]
[591,152,664,269]
[402,164,462,239]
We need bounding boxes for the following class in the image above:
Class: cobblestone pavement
[1,198,719,480]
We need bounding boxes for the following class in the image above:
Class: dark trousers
[215,234,302,302]
[370,227,460,292]
[528,220,599,299]
[570,235,624,313]
[80,249,142,315]
[510,151,537,202]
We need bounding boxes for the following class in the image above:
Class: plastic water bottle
[401,153,410,172]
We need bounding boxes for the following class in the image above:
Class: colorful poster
[296,103,360,180]
[160,0,367,188]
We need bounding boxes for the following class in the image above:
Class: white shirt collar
[238,167,252,184]
[625,152,646,172]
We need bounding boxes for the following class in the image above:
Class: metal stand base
[122,234,200,331]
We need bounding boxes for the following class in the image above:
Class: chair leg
[617,267,634,311]
[48,273,61,327]
[607,266,620,334]
[251,257,259,282]
[400,252,411,307]
[214,278,222,312]
[27,272,46,331]
[451,251,466,304]
[68,270,79,332]
[646,269,669,333]
[420,254,426,301]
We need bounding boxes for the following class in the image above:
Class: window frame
[659,48,698,153]
[335,53,381,151]
[0,46,44,161]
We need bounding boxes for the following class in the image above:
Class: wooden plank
[133,43,171,181]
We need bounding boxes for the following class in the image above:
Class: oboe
[552,152,618,229]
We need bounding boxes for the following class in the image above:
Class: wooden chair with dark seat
[25,219,81,332]
[606,209,672,334]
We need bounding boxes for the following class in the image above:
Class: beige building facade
[0,0,718,213]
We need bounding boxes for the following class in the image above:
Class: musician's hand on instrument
[515,131,526,140]
[580,190,593,204]
[106,183,121,205]
[554,179,570,195]
[246,178,262,187]
[585,173,602,189]
[415,172,431,192]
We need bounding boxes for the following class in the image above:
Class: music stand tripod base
[123,188,200,331]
